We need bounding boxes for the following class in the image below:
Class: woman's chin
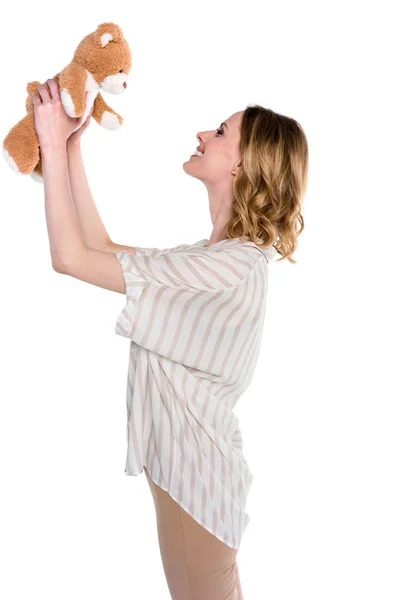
[182,160,202,179]
[182,157,196,169]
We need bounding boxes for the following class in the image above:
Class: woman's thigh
[143,466,244,600]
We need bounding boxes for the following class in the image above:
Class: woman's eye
[216,128,223,136]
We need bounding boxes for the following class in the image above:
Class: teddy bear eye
[119,70,123,73]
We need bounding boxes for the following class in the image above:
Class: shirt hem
[124,464,246,550]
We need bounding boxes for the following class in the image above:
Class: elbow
[52,260,67,274]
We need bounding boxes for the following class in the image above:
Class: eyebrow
[221,122,228,130]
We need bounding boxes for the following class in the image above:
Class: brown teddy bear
[2,22,132,183]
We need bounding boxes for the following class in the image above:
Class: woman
[32,79,308,600]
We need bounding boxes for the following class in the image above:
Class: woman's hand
[32,77,89,149]
[52,74,93,149]
[67,104,94,149]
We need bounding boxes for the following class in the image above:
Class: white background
[1,2,399,599]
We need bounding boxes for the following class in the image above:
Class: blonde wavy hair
[223,104,309,263]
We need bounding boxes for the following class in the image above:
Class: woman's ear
[232,160,242,175]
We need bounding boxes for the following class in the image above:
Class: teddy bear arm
[92,92,123,130]
[58,62,87,118]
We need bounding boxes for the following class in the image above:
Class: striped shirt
[114,235,277,549]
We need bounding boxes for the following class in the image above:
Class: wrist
[66,139,81,152]
[41,142,66,155]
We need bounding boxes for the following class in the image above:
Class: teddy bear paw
[100,111,122,130]
[60,89,78,118]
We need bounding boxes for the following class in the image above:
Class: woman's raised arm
[66,138,112,252]
[54,246,127,294]
[66,141,138,257]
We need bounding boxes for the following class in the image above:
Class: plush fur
[2,22,132,183]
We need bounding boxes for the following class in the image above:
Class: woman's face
[183,110,244,184]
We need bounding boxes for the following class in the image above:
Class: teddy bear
[2,22,132,183]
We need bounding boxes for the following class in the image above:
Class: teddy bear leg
[30,170,43,184]
[3,114,40,175]
[2,146,21,173]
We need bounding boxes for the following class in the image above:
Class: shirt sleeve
[133,242,194,259]
[114,246,263,366]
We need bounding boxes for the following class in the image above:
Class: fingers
[35,83,51,103]
[81,106,94,129]
[34,79,60,104]
[84,106,94,123]
[86,107,94,125]
[46,78,61,102]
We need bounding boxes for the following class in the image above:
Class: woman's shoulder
[133,239,204,258]
[133,235,276,263]
[197,236,277,263]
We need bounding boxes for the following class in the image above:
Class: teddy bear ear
[94,22,124,48]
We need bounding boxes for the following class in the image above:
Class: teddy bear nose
[123,81,127,89]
